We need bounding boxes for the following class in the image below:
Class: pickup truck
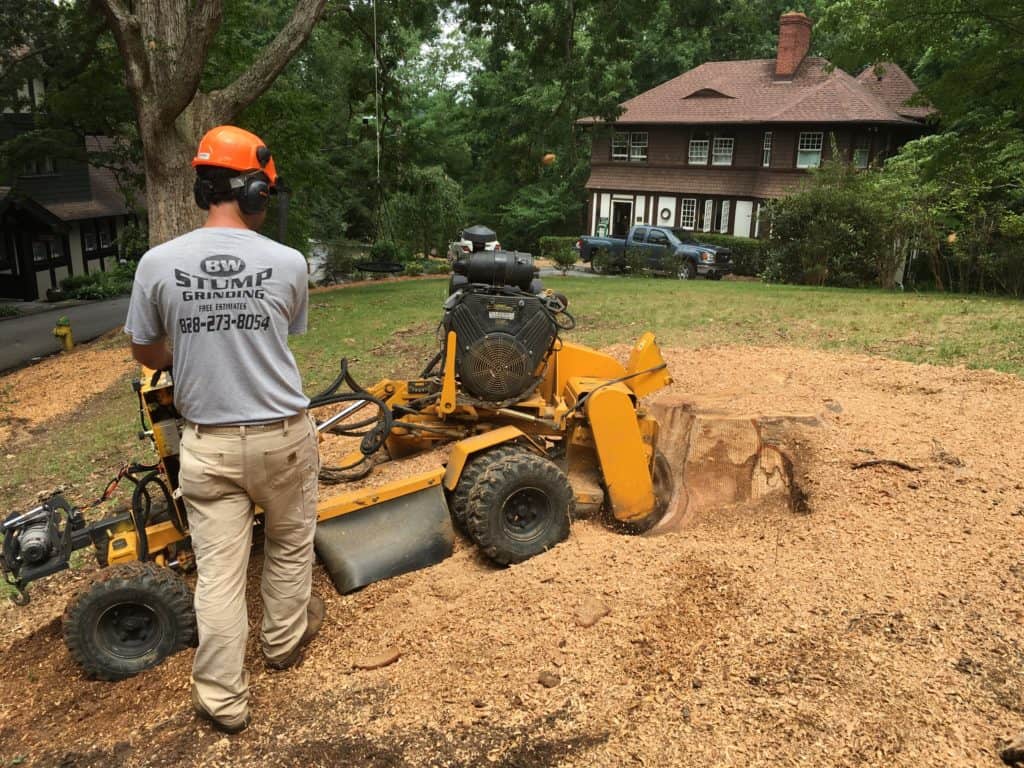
[575,226,733,280]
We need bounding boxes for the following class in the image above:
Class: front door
[732,201,753,238]
[611,201,632,237]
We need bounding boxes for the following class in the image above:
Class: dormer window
[21,157,56,176]
[612,131,648,161]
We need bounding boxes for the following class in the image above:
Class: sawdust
[0,341,134,449]
[1,345,1023,767]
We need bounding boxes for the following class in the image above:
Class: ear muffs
[193,177,214,210]
[231,172,272,215]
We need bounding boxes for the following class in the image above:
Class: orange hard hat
[192,125,278,186]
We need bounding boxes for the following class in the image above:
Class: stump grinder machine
[1,250,673,681]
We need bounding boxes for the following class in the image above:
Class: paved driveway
[0,297,130,373]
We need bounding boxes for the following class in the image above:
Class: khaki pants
[179,412,319,724]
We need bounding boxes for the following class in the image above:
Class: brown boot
[191,684,251,734]
[264,594,325,670]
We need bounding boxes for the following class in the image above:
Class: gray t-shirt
[125,227,310,425]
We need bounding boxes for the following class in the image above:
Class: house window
[718,200,731,233]
[612,131,647,161]
[688,139,709,165]
[797,132,823,168]
[762,132,773,167]
[629,132,648,161]
[0,233,15,274]
[84,231,97,252]
[98,220,112,249]
[31,236,66,267]
[612,133,629,160]
[712,137,734,166]
[679,198,697,229]
[853,135,871,169]
[702,200,713,232]
[22,156,56,176]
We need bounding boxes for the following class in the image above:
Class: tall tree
[95,0,326,245]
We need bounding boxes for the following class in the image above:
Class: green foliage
[61,262,135,300]
[764,162,886,288]
[693,233,767,277]
[381,165,465,259]
[0,304,18,318]
[590,249,619,275]
[370,240,401,264]
[624,246,648,277]
[539,236,579,272]
[117,220,149,262]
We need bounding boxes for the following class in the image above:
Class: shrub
[61,261,136,300]
[624,246,648,276]
[0,304,18,318]
[538,236,578,260]
[591,249,620,274]
[422,259,451,276]
[693,233,767,277]
[404,259,426,276]
[369,240,400,264]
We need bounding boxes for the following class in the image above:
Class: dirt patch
[0,339,134,449]
[1,345,1023,767]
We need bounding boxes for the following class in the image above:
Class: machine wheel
[448,445,530,532]
[678,260,697,280]
[63,562,196,681]
[466,453,573,565]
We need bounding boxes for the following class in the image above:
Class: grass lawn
[1,275,1022,517]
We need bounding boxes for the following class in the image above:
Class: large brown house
[581,13,932,239]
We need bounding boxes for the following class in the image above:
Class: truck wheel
[678,261,697,280]
[466,453,573,565]
[63,562,196,681]
[448,444,531,532]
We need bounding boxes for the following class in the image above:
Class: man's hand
[131,341,173,371]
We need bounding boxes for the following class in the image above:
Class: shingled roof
[855,62,935,120]
[581,57,930,126]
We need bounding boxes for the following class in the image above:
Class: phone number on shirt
[178,313,271,333]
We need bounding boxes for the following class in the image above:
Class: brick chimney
[775,12,813,79]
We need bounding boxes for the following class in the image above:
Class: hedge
[692,233,766,277]
[61,262,136,300]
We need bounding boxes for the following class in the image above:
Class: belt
[188,411,309,436]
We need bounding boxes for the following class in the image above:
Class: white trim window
[853,135,870,169]
[611,132,629,160]
[762,131,773,167]
[718,200,731,233]
[688,138,709,165]
[797,132,824,168]
[629,132,648,161]
[679,198,697,229]
[712,137,734,166]
[702,200,713,232]
[753,203,762,238]
[612,131,648,161]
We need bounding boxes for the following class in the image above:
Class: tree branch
[94,0,149,101]
[160,0,224,123]
[212,0,327,121]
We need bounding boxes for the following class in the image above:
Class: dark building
[580,13,933,239]
[1,80,133,301]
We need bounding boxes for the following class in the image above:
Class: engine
[443,251,560,403]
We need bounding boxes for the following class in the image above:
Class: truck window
[648,229,669,245]
[633,228,648,242]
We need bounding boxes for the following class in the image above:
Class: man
[124,125,323,734]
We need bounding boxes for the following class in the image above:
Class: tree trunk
[97,0,327,247]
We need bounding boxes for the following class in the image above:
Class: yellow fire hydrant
[53,316,74,352]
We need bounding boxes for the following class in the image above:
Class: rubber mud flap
[314,484,454,593]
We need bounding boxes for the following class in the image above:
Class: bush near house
[539,236,580,274]
[61,262,136,300]
[694,233,766,277]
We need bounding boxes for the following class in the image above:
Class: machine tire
[63,562,196,681]
[466,453,573,565]
[678,260,697,280]
[448,445,531,533]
